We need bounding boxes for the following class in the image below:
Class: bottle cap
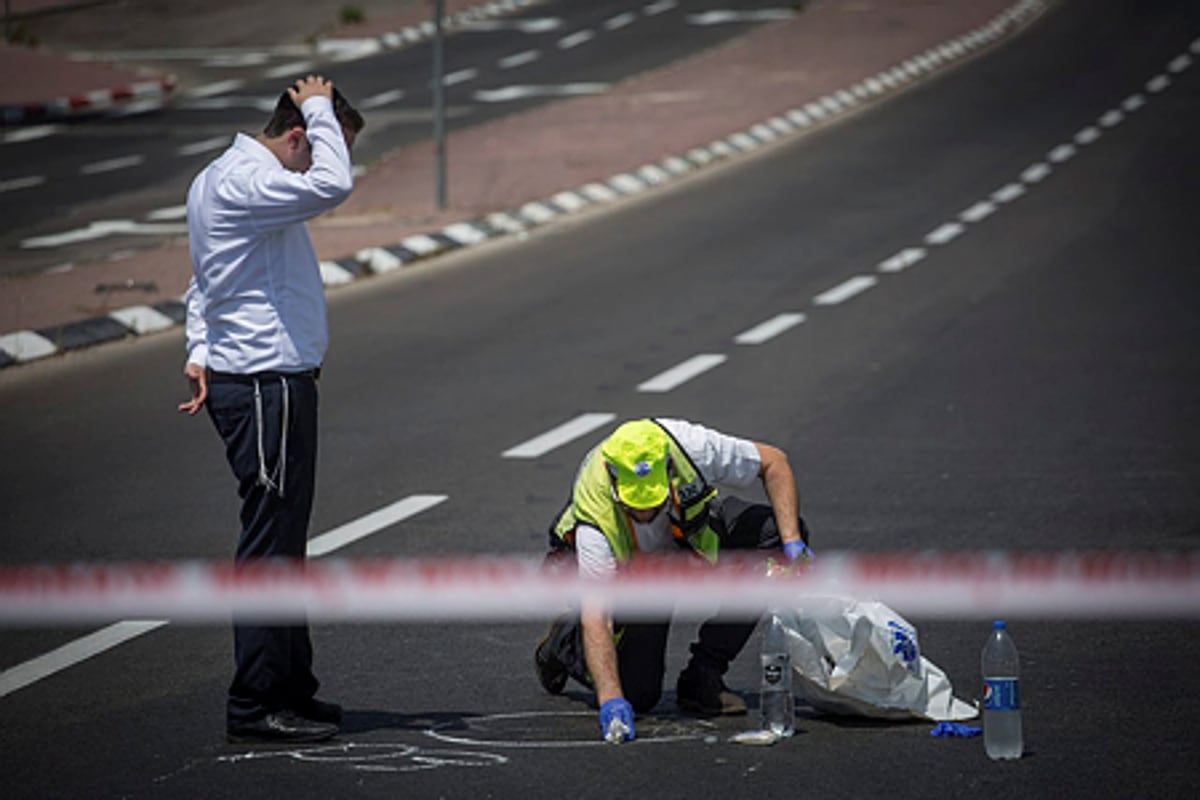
[993,620,1007,630]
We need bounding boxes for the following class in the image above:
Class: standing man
[534,418,814,743]
[178,75,364,744]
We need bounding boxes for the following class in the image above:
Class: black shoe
[227,710,339,744]
[295,697,343,724]
[535,624,568,695]
[676,667,747,716]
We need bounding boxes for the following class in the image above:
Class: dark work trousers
[206,372,320,725]
[544,496,808,713]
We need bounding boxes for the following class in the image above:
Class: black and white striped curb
[0,0,1046,370]
[0,76,177,126]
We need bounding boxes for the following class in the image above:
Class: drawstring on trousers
[252,376,289,498]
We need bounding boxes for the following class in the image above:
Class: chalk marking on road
[218,742,508,773]
[0,175,46,193]
[877,248,926,273]
[2,125,61,144]
[558,29,595,49]
[0,621,167,698]
[427,711,717,749]
[306,495,449,557]
[498,49,540,69]
[501,413,616,459]
[734,313,806,345]
[637,354,727,393]
[813,275,878,306]
[80,155,145,175]
[360,89,405,109]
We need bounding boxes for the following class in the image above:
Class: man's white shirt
[575,419,761,578]
[184,95,353,373]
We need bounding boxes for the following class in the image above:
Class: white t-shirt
[575,418,761,578]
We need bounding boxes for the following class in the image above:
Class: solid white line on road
[813,275,878,306]
[186,79,245,98]
[177,136,229,156]
[734,313,806,345]
[0,621,167,698]
[877,247,926,273]
[925,221,965,246]
[558,29,595,49]
[307,495,449,557]
[604,12,637,30]
[637,354,727,393]
[2,125,61,144]
[501,413,617,459]
[498,49,540,69]
[0,175,46,193]
[360,88,405,109]
[80,155,145,175]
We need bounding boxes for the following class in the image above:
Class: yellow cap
[601,419,670,509]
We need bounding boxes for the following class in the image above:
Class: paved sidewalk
[0,0,1046,368]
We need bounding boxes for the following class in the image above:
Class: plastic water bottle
[760,613,795,737]
[981,620,1023,760]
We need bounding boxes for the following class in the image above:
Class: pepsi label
[983,677,1020,711]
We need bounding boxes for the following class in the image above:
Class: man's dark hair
[263,87,365,138]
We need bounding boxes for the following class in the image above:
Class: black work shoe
[295,697,343,724]
[226,710,339,744]
[535,625,568,695]
[676,668,748,716]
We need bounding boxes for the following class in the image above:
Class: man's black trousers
[206,373,321,725]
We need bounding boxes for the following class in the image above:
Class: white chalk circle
[426,710,718,749]
[219,742,508,773]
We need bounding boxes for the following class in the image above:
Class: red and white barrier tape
[2,551,1199,625]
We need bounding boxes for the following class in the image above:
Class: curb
[0,74,177,125]
[0,0,1044,371]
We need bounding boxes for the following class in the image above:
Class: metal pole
[432,0,447,210]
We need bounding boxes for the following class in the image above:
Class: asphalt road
[1,0,1199,797]
[0,0,794,275]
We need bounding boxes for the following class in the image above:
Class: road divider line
[637,354,727,393]
[734,313,806,345]
[307,495,449,557]
[0,621,167,698]
[814,275,878,306]
[501,413,616,458]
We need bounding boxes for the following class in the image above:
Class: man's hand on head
[289,75,334,107]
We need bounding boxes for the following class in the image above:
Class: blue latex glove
[783,540,814,563]
[930,722,981,738]
[598,697,636,743]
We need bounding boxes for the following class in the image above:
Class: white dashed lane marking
[734,313,806,345]
[637,354,727,393]
[501,413,616,459]
[813,275,878,306]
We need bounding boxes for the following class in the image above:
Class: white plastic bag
[775,596,977,721]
